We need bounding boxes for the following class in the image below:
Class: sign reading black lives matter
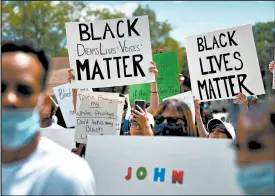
[65,16,155,88]
[184,24,265,102]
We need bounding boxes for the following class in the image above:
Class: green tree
[132,4,187,73]
[2,1,126,57]
[253,21,275,97]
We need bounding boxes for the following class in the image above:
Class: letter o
[136,167,147,180]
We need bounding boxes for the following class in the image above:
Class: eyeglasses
[154,116,186,125]
[2,82,34,99]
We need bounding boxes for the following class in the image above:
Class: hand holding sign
[194,98,201,116]
[68,68,75,84]
[149,61,158,79]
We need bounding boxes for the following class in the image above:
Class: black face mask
[154,123,188,136]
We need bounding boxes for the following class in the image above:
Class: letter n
[153,168,165,182]
[172,170,183,184]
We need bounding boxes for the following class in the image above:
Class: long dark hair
[154,99,197,137]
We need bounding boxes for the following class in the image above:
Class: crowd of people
[2,40,274,195]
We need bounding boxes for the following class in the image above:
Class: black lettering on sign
[132,54,145,77]
[103,23,115,39]
[197,73,253,100]
[123,56,132,78]
[91,60,104,80]
[76,59,90,80]
[197,30,238,52]
[233,51,243,71]
[58,88,72,100]
[103,57,112,79]
[117,20,124,38]
[78,18,140,41]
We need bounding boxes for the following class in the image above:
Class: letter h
[153,168,165,182]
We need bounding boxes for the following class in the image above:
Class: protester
[2,40,95,195]
[153,99,197,136]
[235,100,275,195]
[268,60,274,73]
[129,106,155,136]
[207,119,235,139]
[40,95,64,129]
[194,98,235,139]
[68,61,159,134]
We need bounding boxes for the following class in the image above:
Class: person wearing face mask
[234,100,275,195]
[2,40,95,195]
[153,99,197,136]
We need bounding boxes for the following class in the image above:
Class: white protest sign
[184,24,265,102]
[53,83,76,128]
[65,16,155,89]
[163,91,195,122]
[85,136,243,195]
[40,128,75,151]
[75,92,119,143]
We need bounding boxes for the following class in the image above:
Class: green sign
[129,51,180,105]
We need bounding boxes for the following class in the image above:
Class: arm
[147,81,159,114]
[146,61,159,114]
[194,98,209,137]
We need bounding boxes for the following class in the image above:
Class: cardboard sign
[40,128,75,151]
[65,16,155,89]
[53,83,92,128]
[184,24,265,102]
[75,92,119,143]
[129,52,180,104]
[85,136,243,195]
[53,83,76,128]
[163,91,195,122]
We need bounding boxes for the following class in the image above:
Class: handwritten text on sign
[75,92,119,143]
[184,24,265,101]
[53,83,76,128]
[65,16,155,88]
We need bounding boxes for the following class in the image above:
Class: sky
[85,1,274,46]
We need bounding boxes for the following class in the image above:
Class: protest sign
[85,136,243,195]
[184,24,265,102]
[65,16,155,89]
[273,69,275,90]
[163,91,195,122]
[40,128,75,151]
[75,92,119,143]
[129,52,180,104]
[53,83,76,128]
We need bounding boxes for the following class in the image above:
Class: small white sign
[65,16,155,89]
[184,24,265,102]
[53,83,76,128]
[75,92,119,143]
[163,91,195,122]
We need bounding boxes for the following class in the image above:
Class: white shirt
[2,137,96,195]
[40,123,65,129]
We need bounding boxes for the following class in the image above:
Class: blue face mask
[2,109,40,150]
[236,161,275,195]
